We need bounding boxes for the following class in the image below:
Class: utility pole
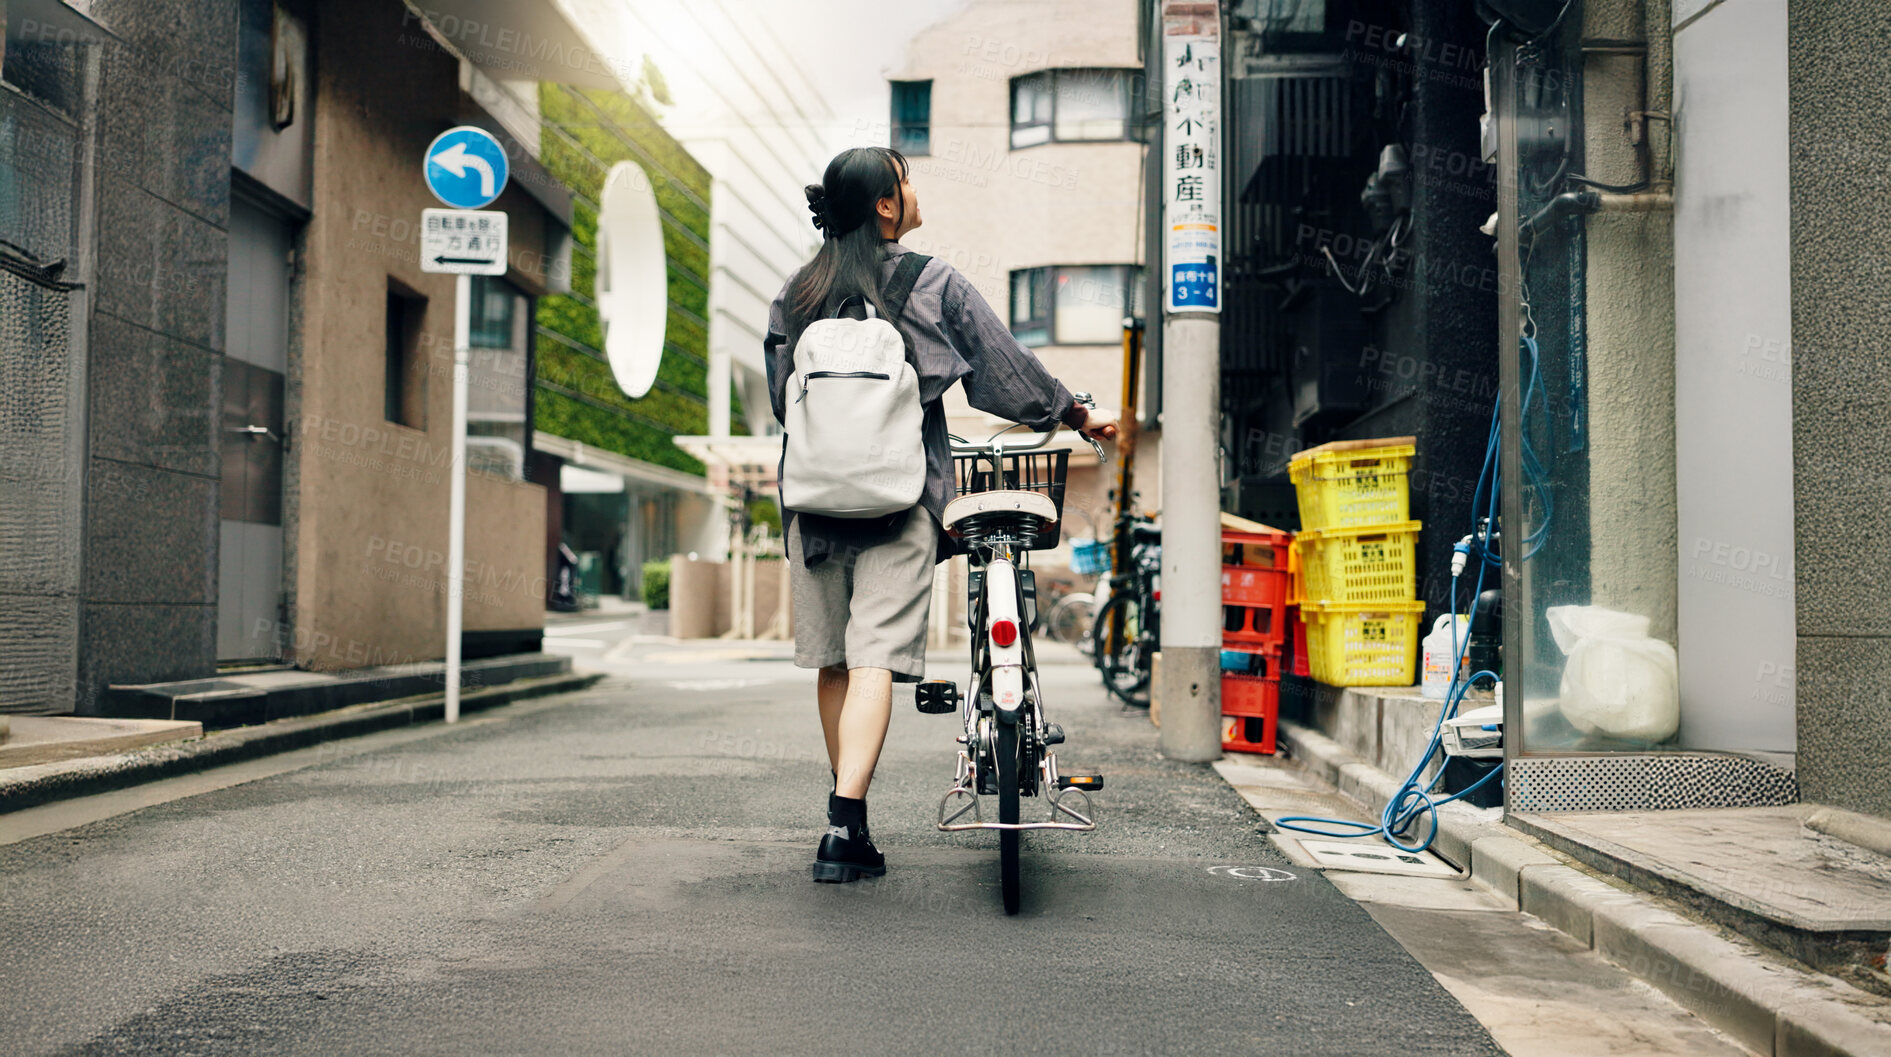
[1157,1,1223,762]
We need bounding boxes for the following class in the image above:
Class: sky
[566,0,968,160]
[748,0,968,155]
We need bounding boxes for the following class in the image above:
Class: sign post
[420,126,509,723]
[1158,5,1223,762]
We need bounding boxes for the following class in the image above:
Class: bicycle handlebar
[948,392,1107,462]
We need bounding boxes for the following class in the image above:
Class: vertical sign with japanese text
[1163,32,1220,313]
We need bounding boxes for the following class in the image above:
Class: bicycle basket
[1070,538,1111,576]
[951,449,1069,550]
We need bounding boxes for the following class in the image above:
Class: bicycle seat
[1131,522,1162,542]
[943,490,1058,538]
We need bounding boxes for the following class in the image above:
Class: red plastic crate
[1223,601,1285,647]
[1221,673,1278,754]
[1289,605,1311,678]
[1221,564,1288,607]
[1220,529,1292,571]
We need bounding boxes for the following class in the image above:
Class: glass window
[466,276,530,480]
[384,287,424,427]
[1,0,98,119]
[1009,268,1051,346]
[1054,266,1133,344]
[891,79,931,156]
[1011,73,1054,148]
[1011,69,1140,148]
[1009,265,1143,346]
[1054,69,1129,141]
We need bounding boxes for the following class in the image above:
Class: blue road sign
[424,126,509,209]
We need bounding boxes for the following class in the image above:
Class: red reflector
[991,619,1018,647]
[1153,591,1161,602]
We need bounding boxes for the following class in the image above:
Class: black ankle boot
[812,794,885,883]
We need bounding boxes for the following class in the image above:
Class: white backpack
[781,253,931,518]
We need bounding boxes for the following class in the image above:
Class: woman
[764,147,1119,883]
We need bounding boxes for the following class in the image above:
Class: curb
[0,672,605,816]
[1271,719,1891,1057]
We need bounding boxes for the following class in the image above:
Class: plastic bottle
[1421,613,1470,699]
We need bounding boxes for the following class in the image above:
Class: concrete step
[1511,805,1891,997]
[101,653,572,729]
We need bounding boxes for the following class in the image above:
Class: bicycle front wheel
[1048,593,1097,652]
[1093,593,1150,707]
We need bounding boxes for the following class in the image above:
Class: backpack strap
[881,252,931,323]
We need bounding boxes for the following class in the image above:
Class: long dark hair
[785,147,908,341]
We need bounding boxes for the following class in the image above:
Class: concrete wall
[1789,0,1891,815]
[73,0,237,710]
[291,0,547,671]
[1672,0,1796,753]
[1583,0,1678,650]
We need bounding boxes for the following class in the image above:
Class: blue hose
[1275,340,1547,854]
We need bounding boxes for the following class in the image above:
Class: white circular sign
[595,161,668,399]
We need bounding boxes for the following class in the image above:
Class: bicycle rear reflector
[991,619,1018,647]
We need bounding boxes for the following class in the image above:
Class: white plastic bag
[1545,605,1679,743]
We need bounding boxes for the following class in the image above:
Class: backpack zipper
[797,370,891,403]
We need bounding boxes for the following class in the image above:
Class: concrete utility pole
[1157,1,1223,762]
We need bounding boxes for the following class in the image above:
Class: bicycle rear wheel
[1093,593,1150,707]
[997,718,1021,915]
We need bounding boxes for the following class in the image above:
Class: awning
[672,435,783,489]
[533,432,719,495]
[400,0,629,92]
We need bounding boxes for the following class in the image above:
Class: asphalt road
[2,623,1505,1056]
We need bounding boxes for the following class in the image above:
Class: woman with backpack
[763,146,1120,883]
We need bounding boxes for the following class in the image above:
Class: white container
[1442,702,1504,758]
[1421,613,1470,699]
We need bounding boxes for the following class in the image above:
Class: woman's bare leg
[834,667,893,799]
[816,664,848,772]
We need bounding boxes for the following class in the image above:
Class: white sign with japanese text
[420,208,508,275]
[1163,33,1220,314]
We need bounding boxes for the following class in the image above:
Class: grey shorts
[787,509,939,682]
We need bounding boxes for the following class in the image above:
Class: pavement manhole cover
[1295,839,1460,878]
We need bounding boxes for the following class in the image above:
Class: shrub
[641,559,671,610]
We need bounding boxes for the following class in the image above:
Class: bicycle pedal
[1056,773,1103,791]
[914,680,959,714]
[1041,723,1066,745]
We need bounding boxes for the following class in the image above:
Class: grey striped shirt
[764,242,1075,557]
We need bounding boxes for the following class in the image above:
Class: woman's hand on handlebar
[1078,406,1120,442]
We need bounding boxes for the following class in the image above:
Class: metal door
[218,196,292,662]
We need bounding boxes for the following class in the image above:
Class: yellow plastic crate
[1302,600,1426,686]
[1289,443,1415,530]
[1294,521,1421,604]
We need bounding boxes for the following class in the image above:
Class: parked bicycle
[914,406,1107,915]
[1091,512,1161,708]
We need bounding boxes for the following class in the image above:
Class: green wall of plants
[534,85,745,476]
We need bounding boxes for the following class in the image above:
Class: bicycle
[1091,515,1160,708]
[914,406,1107,916]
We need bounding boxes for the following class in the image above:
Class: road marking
[664,678,778,692]
[1206,864,1298,882]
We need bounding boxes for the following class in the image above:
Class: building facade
[0,0,699,713]
[888,0,1156,555]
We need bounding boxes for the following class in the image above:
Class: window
[1008,265,1144,346]
[890,79,931,156]
[2,0,99,119]
[1009,69,1142,149]
[384,284,425,427]
[465,276,531,480]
